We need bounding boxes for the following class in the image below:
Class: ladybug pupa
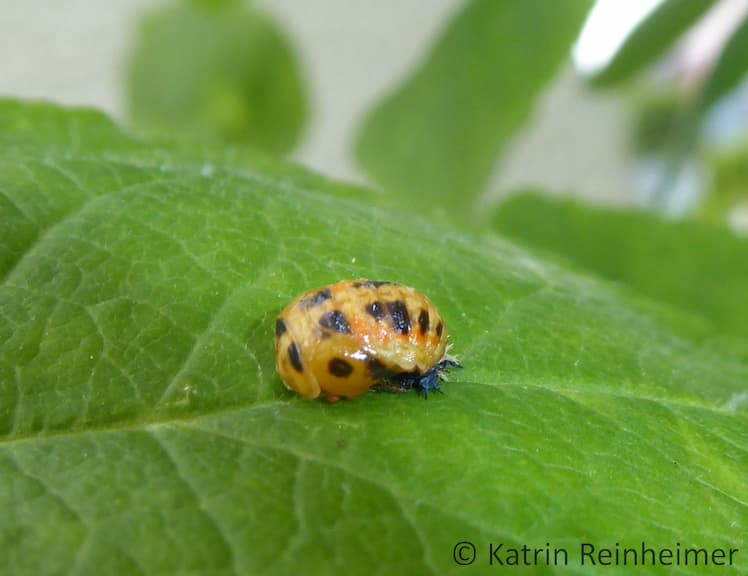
[274,279,459,402]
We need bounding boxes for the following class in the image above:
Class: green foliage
[1,101,747,575]
[696,15,748,113]
[492,192,748,341]
[355,0,593,216]
[629,89,683,154]
[702,141,748,221]
[591,0,719,86]
[127,1,306,154]
[588,3,748,216]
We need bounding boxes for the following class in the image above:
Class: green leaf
[492,192,748,341]
[2,101,747,575]
[701,140,748,220]
[696,13,748,113]
[591,0,719,87]
[355,0,593,216]
[127,1,307,154]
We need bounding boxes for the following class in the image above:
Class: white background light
[573,0,666,74]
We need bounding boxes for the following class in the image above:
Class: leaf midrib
[1,379,744,447]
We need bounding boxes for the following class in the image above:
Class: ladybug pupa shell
[274,279,452,402]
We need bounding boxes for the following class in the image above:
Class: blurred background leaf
[492,192,748,341]
[355,0,594,217]
[127,0,307,154]
[696,14,748,113]
[590,0,719,87]
[702,141,748,222]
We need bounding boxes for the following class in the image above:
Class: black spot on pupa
[319,310,352,334]
[301,289,332,308]
[418,309,429,335]
[436,321,444,338]
[366,301,386,321]
[288,342,303,372]
[353,280,393,289]
[328,358,354,377]
[388,301,411,334]
[367,357,394,379]
[275,318,287,339]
